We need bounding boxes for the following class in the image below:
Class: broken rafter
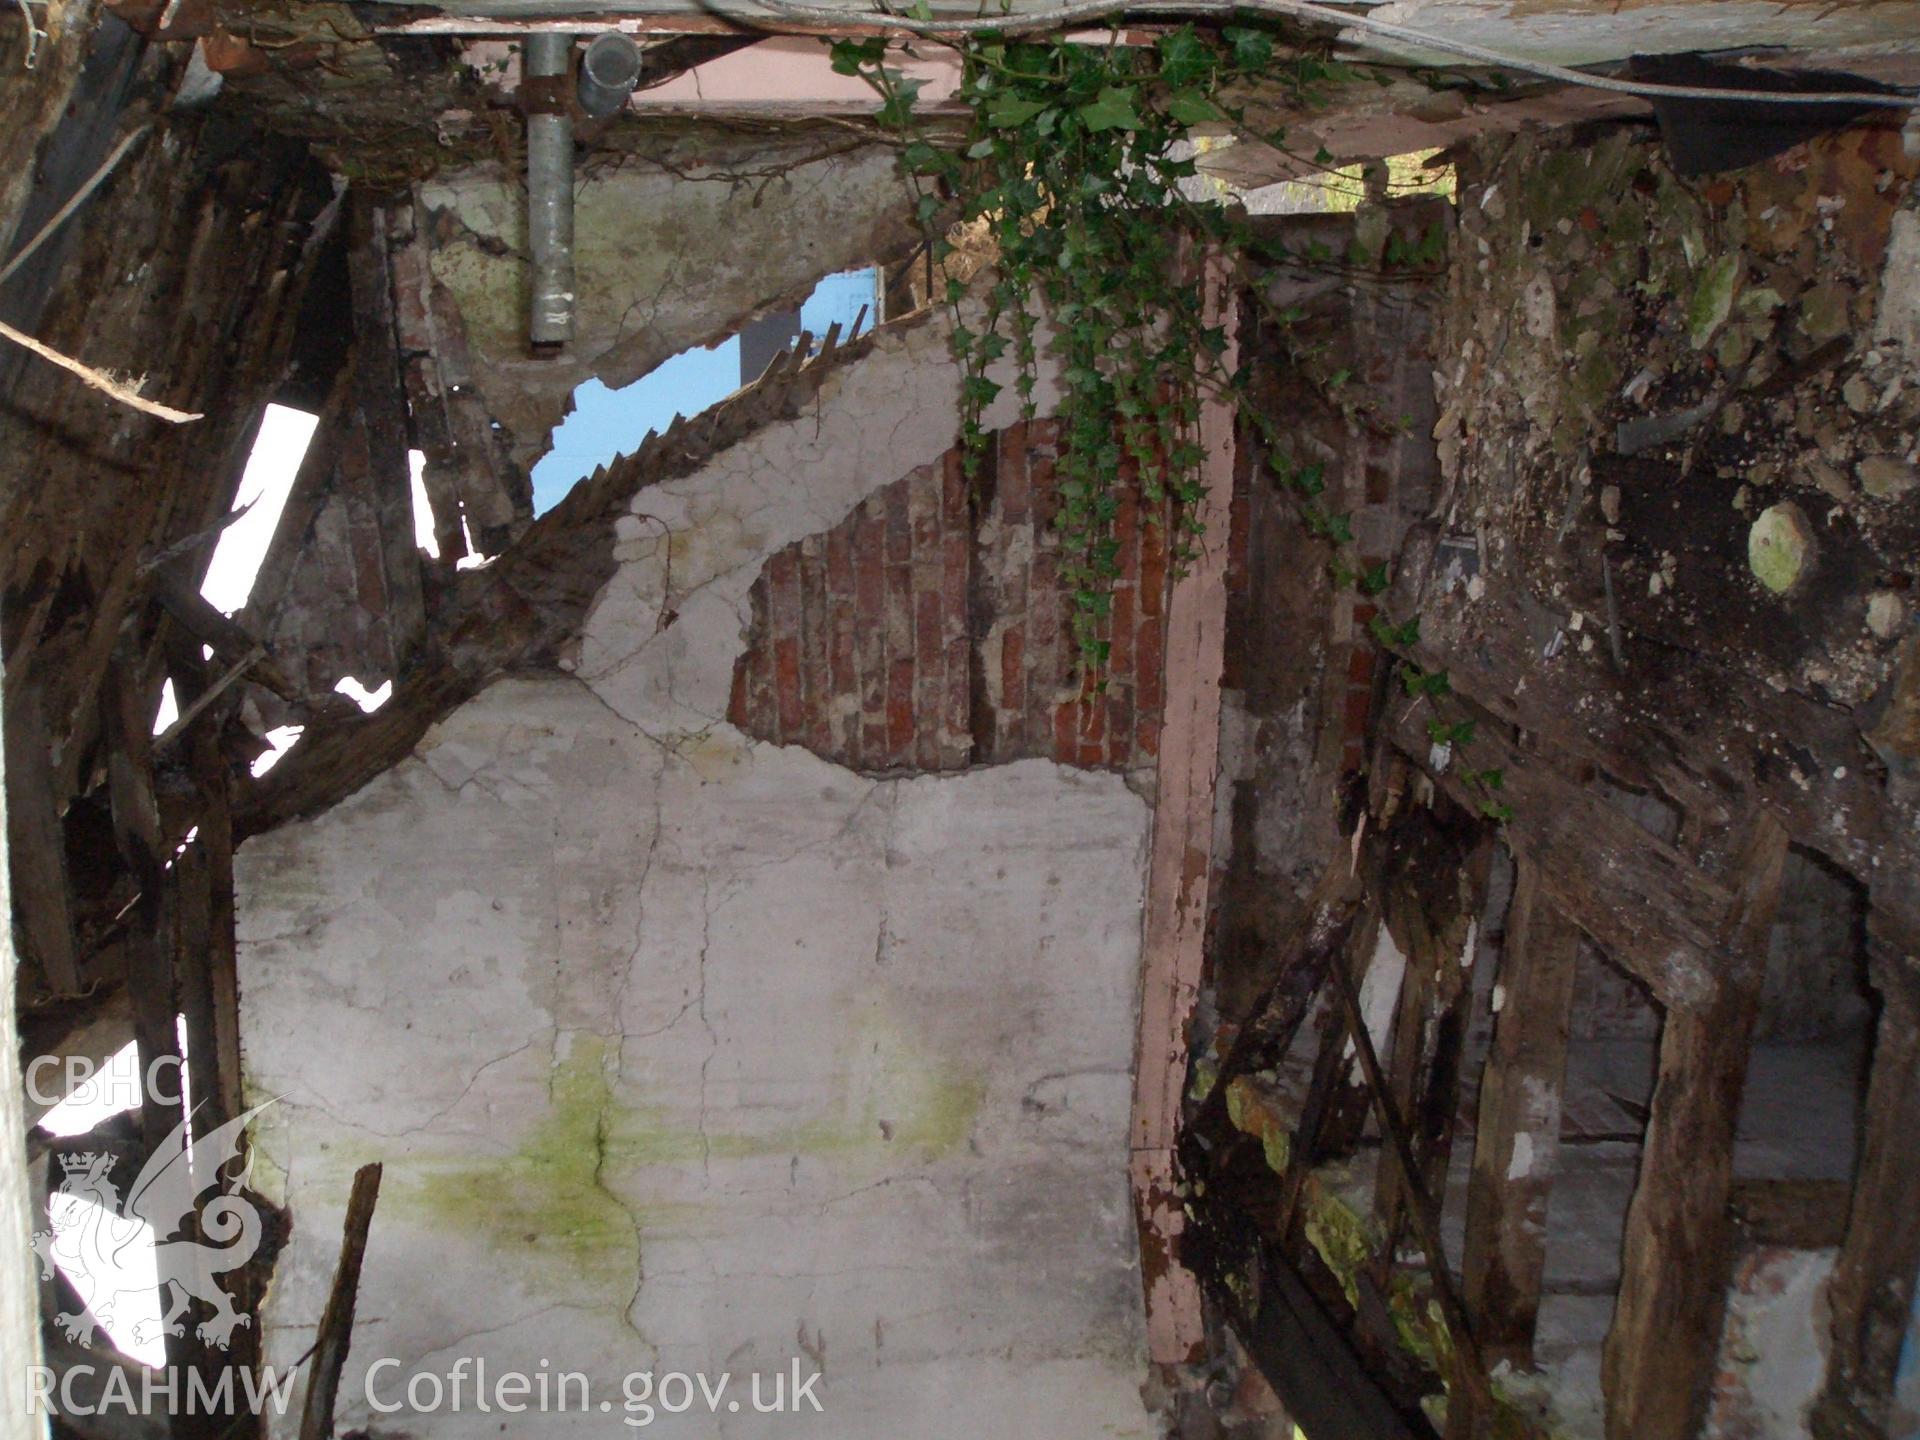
[1373,834,1491,1263]
[151,570,300,702]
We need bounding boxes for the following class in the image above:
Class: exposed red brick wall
[727,421,1170,772]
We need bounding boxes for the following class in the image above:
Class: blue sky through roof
[531,267,878,515]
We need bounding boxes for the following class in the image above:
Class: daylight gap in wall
[530,267,882,516]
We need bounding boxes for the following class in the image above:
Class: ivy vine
[833,23,1512,820]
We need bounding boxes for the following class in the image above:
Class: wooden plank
[1810,950,1920,1440]
[194,736,245,1126]
[345,197,427,669]
[1386,702,1730,1012]
[4,682,80,993]
[299,1163,384,1440]
[0,664,52,1440]
[151,569,300,701]
[1461,858,1582,1369]
[1601,813,1788,1440]
[1277,913,1378,1228]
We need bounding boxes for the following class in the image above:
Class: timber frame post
[1460,856,1582,1370]
[1600,813,1789,1440]
[1810,938,1920,1440]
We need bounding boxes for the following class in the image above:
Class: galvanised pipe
[524,31,575,350]
[577,33,644,119]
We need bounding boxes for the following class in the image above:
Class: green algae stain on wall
[379,1006,981,1306]
[387,1034,645,1309]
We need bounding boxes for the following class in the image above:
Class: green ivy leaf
[1221,24,1273,69]
[1369,614,1420,649]
[1079,86,1143,133]
[828,37,887,75]
[1155,27,1214,90]
[986,93,1049,129]
[875,75,926,130]
[1166,90,1225,127]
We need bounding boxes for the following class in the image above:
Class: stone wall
[235,315,1160,1439]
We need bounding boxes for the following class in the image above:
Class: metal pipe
[524,31,575,351]
[577,33,644,119]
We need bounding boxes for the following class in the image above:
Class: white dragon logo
[32,1102,273,1351]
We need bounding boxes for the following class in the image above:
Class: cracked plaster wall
[236,316,1158,1438]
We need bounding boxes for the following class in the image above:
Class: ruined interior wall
[236,317,1159,1438]
[414,132,917,468]
[1434,120,1919,1043]
[1422,119,1920,1438]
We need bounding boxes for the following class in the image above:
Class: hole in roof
[335,676,392,713]
[153,678,178,736]
[251,725,303,778]
[201,403,319,616]
[531,267,881,516]
[408,449,440,559]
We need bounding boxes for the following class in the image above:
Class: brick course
[729,422,1170,772]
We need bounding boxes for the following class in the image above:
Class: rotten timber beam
[1600,813,1789,1440]
[1390,539,1920,959]
[1460,857,1581,1370]
[151,570,300,702]
[1385,702,1731,1011]
[1373,833,1491,1261]
[1326,916,1496,1429]
[344,197,428,670]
